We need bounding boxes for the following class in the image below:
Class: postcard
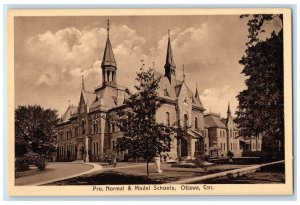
[7,8,293,196]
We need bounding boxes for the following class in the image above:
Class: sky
[14,15,251,118]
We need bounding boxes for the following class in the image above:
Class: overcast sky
[14,15,251,117]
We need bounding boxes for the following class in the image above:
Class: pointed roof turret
[227,102,232,117]
[195,83,200,101]
[164,30,176,83]
[101,19,117,68]
[164,30,176,70]
[81,75,85,91]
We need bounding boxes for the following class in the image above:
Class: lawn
[48,162,252,185]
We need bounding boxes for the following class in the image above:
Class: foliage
[227,151,234,159]
[15,105,59,158]
[15,152,46,171]
[115,67,172,178]
[236,14,284,156]
[15,157,30,171]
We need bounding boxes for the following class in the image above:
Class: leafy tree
[116,67,172,179]
[15,105,59,158]
[236,14,284,157]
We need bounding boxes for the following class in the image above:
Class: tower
[164,30,176,83]
[101,19,117,88]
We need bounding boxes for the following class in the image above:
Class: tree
[235,14,284,157]
[15,105,59,158]
[116,67,172,179]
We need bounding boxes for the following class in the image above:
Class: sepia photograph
[7,8,293,196]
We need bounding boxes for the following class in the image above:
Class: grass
[47,163,252,185]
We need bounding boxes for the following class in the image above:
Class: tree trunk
[146,159,149,179]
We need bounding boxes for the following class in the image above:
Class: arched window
[111,122,116,132]
[184,114,188,128]
[93,121,98,134]
[81,120,85,134]
[195,117,198,130]
[166,112,170,126]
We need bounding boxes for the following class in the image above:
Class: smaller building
[203,103,262,158]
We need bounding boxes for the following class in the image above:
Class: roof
[82,90,96,109]
[204,113,227,129]
[164,35,176,69]
[101,36,117,68]
[58,105,78,124]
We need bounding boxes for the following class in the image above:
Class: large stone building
[56,21,261,162]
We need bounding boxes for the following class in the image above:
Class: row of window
[219,130,238,138]
[58,144,76,156]
[58,121,100,140]
[219,142,239,151]
[165,112,199,129]
[58,142,101,156]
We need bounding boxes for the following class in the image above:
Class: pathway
[15,162,102,186]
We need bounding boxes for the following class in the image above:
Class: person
[112,153,117,167]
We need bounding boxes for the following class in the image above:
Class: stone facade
[56,21,261,162]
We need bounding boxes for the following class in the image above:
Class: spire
[101,19,117,88]
[81,75,85,91]
[182,64,185,82]
[101,19,117,68]
[195,82,200,101]
[227,102,232,117]
[164,29,176,83]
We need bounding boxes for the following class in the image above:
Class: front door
[181,138,188,157]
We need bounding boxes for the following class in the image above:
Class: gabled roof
[204,113,227,129]
[82,90,96,108]
[58,105,78,124]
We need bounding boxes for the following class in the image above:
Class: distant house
[203,104,262,158]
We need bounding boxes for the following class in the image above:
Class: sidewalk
[15,162,102,186]
[169,160,284,184]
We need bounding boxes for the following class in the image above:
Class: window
[59,132,63,140]
[164,89,170,97]
[220,130,222,137]
[112,141,115,150]
[81,120,85,134]
[93,121,98,134]
[183,97,188,104]
[230,130,232,138]
[183,114,188,127]
[112,123,116,132]
[75,126,78,137]
[224,143,226,150]
[230,143,233,150]
[195,117,198,130]
[166,112,170,126]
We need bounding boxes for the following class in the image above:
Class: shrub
[15,157,29,171]
[16,152,46,171]
[25,152,46,170]
[227,151,234,158]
